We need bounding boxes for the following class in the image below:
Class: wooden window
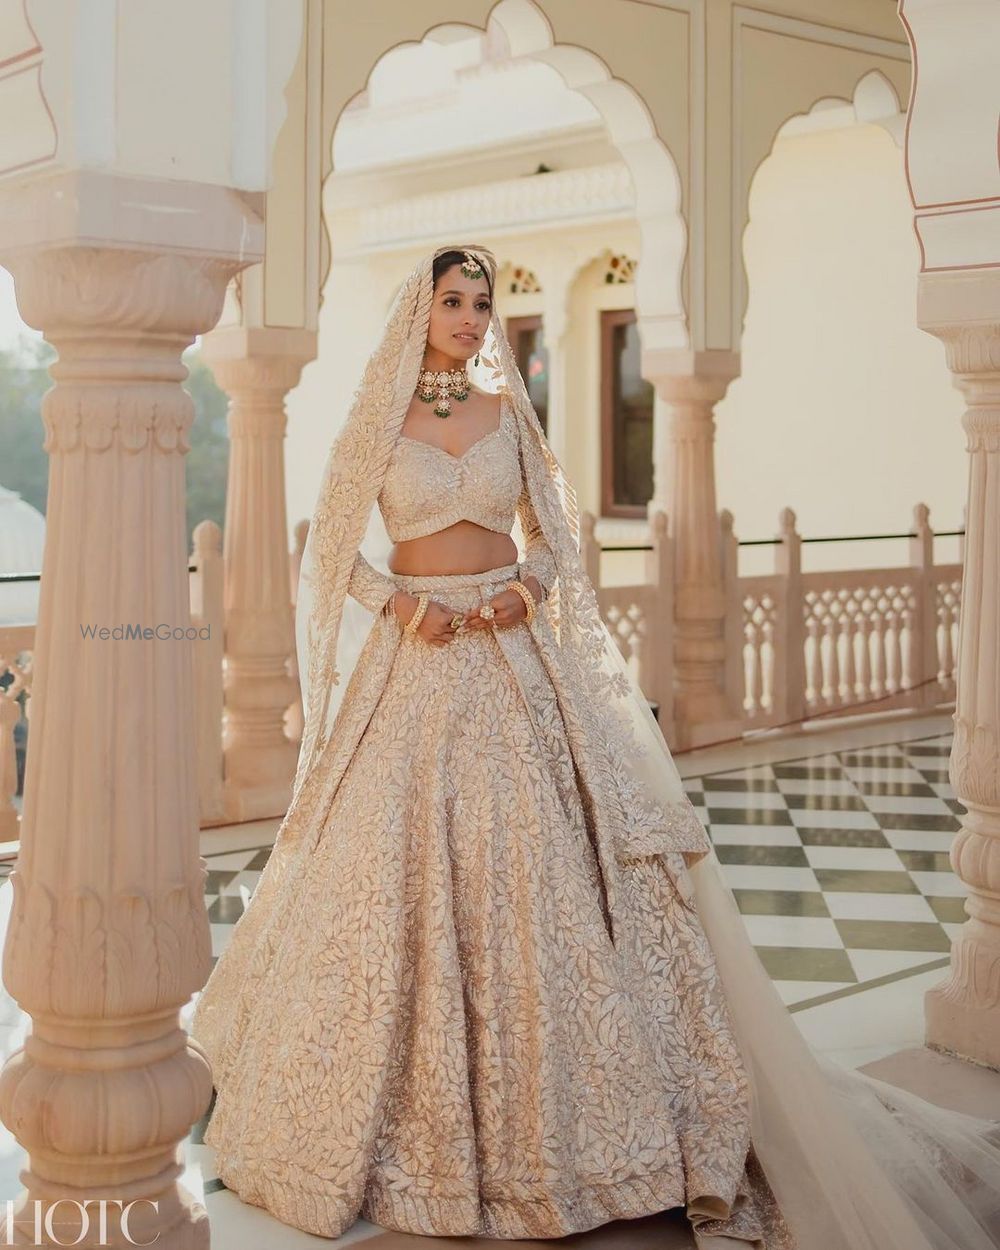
[600,308,653,517]
[506,314,549,436]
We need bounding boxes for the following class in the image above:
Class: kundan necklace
[416,367,471,418]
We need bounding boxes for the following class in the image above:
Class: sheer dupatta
[285,245,1000,1250]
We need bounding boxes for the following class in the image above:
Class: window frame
[600,307,652,519]
[505,313,548,437]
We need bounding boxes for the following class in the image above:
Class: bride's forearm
[388,590,418,624]
[521,574,544,603]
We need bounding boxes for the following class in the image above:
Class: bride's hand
[461,581,539,633]
[417,599,464,647]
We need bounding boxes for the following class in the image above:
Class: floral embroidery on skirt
[193,561,792,1247]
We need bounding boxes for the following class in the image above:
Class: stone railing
[581,508,676,733]
[583,501,962,741]
[730,504,961,729]
[2,503,962,838]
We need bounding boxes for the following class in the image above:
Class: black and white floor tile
[681,731,964,1007]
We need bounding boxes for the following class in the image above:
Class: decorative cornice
[4,246,238,337]
[952,718,1000,810]
[42,385,195,454]
[929,324,1000,377]
[3,874,211,1017]
[3,246,244,456]
[357,162,633,249]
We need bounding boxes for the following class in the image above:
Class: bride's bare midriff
[387,520,518,577]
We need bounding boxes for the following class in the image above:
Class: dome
[0,483,45,626]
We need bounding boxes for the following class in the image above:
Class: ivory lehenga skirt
[193,560,791,1247]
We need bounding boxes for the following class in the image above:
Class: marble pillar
[0,176,260,1248]
[200,326,316,822]
[920,276,1000,1069]
[650,351,743,750]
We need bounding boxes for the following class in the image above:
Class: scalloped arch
[736,68,907,340]
[324,0,689,352]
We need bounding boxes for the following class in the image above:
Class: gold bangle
[404,592,429,635]
[518,564,548,601]
[507,579,536,625]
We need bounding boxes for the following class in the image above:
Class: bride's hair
[432,247,494,300]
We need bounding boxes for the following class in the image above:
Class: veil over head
[287,245,1000,1250]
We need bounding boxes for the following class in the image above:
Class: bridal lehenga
[191,246,1000,1250]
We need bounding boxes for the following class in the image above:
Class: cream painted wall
[715,122,966,576]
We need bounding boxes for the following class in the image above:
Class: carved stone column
[0,216,254,1245]
[649,350,743,750]
[920,291,1000,1068]
[200,326,316,822]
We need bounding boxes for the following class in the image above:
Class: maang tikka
[460,251,485,280]
[462,250,485,368]
[462,249,487,371]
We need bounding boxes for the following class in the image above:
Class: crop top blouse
[344,389,557,614]
[378,388,520,543]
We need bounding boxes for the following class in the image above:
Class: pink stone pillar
[920,280,1000,1068]
[0,174,260,1248]
[650,351,743,751]
[201,326,316,822]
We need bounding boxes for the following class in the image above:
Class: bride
[191,244,1000,1250]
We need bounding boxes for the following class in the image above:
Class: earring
[475,351,480,366]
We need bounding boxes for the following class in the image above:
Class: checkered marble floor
[682,730,965,1007]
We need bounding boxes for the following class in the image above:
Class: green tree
[182,347,229,541]
[0,336,55,516]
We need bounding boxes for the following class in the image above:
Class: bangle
[519,564,548,601]
[507,579,537,625]
[404,592,429,635]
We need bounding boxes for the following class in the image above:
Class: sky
[0,268,42,359]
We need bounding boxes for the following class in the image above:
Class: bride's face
[426,264,493,365]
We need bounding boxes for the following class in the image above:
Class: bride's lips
[453,333,478,341]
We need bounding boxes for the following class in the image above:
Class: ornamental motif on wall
[605,253,638,284]
[507,266,542,294]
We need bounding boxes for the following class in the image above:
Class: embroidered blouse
[345,391,557,613]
